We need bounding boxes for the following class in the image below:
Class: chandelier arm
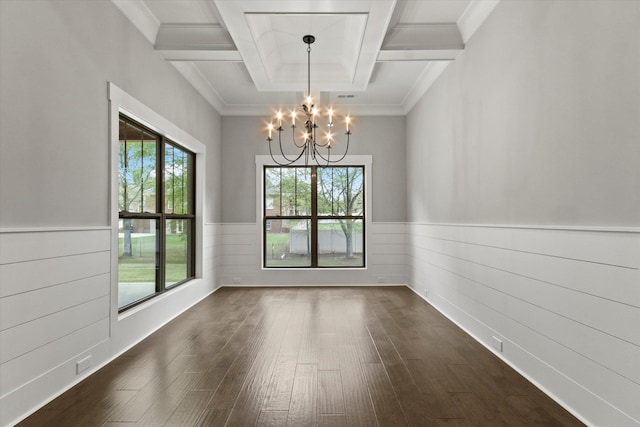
[268,140,293,166]
[269,137,306,166]
[312,145,331,167]
[291,126,307,149]
[314,132,351,164]
[275,129,303,163]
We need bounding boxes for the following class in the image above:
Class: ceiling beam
[378,23,463,61]
[155,24,241,61]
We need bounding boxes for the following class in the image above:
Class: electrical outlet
[492,336,503,353]
[76,355,91,374]
[232,277,241,284]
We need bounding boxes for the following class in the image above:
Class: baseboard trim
[219,283,407,288]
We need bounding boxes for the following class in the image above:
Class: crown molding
[457,0,501,44]
[169,61,225,114]
[401,61,450,114]
[111,0,160,45]
[221,103,405,117]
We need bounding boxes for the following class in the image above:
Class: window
[263,165,365,268]
[118,115,195,310]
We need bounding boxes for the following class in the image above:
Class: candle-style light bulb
[328,108,334,125]
[326,131,333,144]
[276,111,283,127]
[268,123,273,139]
[346,116,351,132]
[291,110,296,126]
[306,95,312,106]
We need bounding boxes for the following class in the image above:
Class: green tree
[317,167,364,258]
[164,144,192,215]
[265,167,311,216]
[119,120,157,257]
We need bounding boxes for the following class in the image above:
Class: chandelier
[266,35,352,166]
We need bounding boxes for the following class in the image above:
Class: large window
[264,165,365,268]
[118,115,195,310]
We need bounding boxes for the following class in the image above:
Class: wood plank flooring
[19,287,584,426]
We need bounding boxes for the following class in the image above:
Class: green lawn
[119,234,188,283]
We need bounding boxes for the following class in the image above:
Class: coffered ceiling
[113,0,500,115]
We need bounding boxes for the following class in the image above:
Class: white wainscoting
[0,224,220,427]
[0,228,111,427]
[407,223,640,427]
[218,222,407,286]
[3,222,636,426]
[208,223,223,289]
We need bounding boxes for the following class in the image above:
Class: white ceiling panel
[244,13,367,88]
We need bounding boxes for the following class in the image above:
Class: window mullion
[157,137,165,293]
[311,166,318,267]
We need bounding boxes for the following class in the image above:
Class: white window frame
[108,82,205,316]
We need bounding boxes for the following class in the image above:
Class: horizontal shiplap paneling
[407,223,640,427]
[410,240,640,345]
[0,251,110,297]
[0,318,110,395]
[0,228,111,402]
[410,224,638,268]
[0,273,110,331]
[1,296,109,363]
[204,223,222,287]
[0,228,110,265]
[411,227,639,307]
[218,222,407,286]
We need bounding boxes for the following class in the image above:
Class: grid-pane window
[264,165,365,268]
[118,115,195,310]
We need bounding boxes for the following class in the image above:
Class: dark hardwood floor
[19,287,584,426]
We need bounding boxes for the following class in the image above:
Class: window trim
[256,155,372,270]
[109,82,205,317]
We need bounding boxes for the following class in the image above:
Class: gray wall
[407,0,640,226]
[221,115,406,223]
[405,1,640,425]
[0,0,222,227]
